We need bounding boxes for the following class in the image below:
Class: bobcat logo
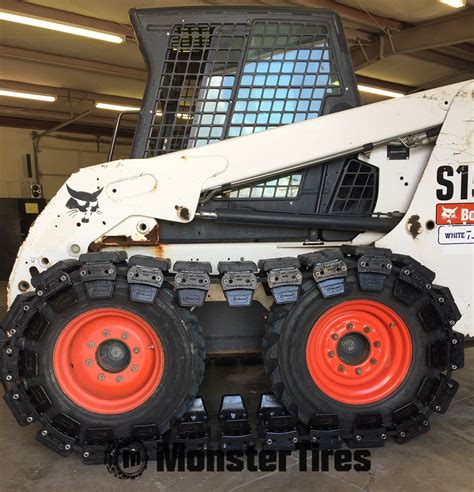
[441,206,458,224]
[66,185,103,223]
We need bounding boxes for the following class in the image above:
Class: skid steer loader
[1,6,471,462]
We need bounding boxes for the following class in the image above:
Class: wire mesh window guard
[144,20,342,198]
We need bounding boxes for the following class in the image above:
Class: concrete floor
[0,281,473,491]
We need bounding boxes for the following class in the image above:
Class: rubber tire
[263,270,443,430]
[18,262,205,445]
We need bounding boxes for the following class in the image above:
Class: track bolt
[381,434,387,440]
[12,394,19,400]
[80,270,87,276]
[133,347,140,354]
[338,365,345,372]
[292,437,298,443]
[451,338,458,345]
[116,376,123,383]
[370,358,377,365]
[355,368,362,375]
[331,333,338,340]
[399,431,406,438]
[87,341,95,349]
[386,264,392,270]
[346,323,353,330]
[102,330,109,337]
[360,261,366,267]
[438,297,445,303]
[312,436,317,442]
[97,373,104,381]
[65,444,71,451]
[6,375,12,381]
[9,329,16,336]
[83,452,90,458]
[27,417,33,423]
[36,290,44,297]
[266,439,273,445]
[328,351,335,358]
[269,276,276,283]
[355,435,362,441]
[6,348,13,355]
[128,271,134,278]
[85,359,92,367]
[449,320,455,326]
[423,420,429,426]
[60,275,68,282]
[389,322,395,328]
[121,332,129,340]
[374,341,381,348]
[435,405,441,412]
[131,365,138,372]
[41,430,47,436]
[426,284,432,290]
[23,305,30,312]
[403,269,410,276]
[451,364,457,370]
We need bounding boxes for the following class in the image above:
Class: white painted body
[8,81,474,335]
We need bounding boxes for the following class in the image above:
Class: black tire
[263,250,461,437]
[1,255,205,456]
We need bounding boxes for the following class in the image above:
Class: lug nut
[328,351,335,358]
[355,368,362,375]
[121,332,129,340]
[102,330,109,337]
[116,376,123,383]
[331,333,338,340]
[364,326,370,333]
[131,365,138,372]
[85,359,92,367]
[389,322,395,328]
[374,341,381,348]
[87,341,95,349]
[338,365,345,372]
[97,373,105,381]
[370,358,377,365]
[133,347,140,354]
[346,323,353,330]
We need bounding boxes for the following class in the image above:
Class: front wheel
[263,249,463,444]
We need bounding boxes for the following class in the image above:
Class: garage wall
[0,126,130,200]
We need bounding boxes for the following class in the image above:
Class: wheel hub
[53,308,164,414]
[336,333,370,366]
[306,300,412,405]
[96,339,131,373]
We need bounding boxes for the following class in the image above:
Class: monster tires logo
[66,185,103,223]
[106,439,148,480]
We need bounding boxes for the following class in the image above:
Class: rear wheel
[263,249,462,438]
[1,254,205,457]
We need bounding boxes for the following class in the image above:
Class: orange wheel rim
[306,300,412,405]
[53,308,164,414]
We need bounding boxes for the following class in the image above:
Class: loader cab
[128,7,376,243]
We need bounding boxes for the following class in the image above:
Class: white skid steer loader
[1,6,472,461]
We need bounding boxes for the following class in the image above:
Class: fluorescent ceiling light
[0,89,56,102]
[357,84,404,98]
[0,12,124,43]
[95,102,140,112]
[439,0,466,8]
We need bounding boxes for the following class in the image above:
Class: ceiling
[0,0,473,136]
